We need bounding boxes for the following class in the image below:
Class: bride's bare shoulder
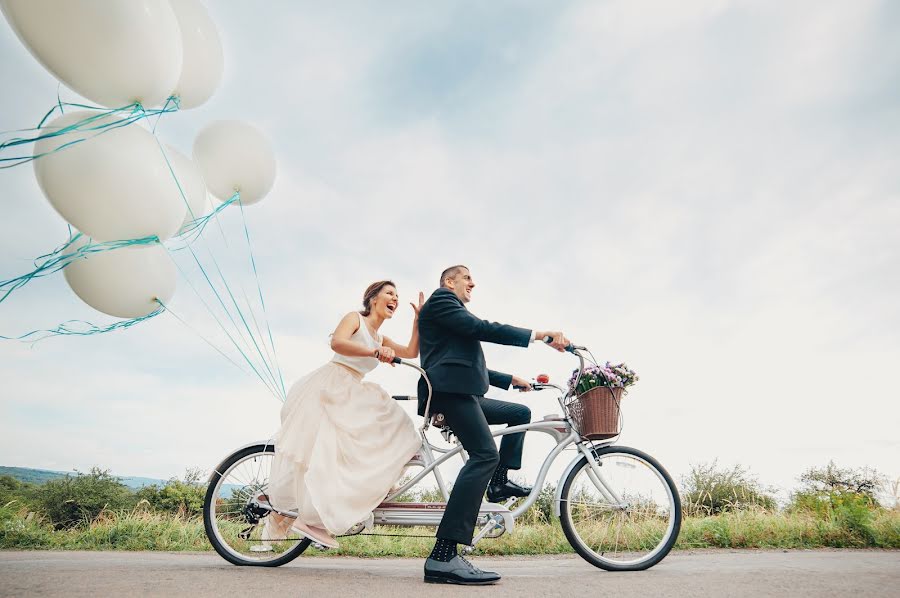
[334,311,361,333]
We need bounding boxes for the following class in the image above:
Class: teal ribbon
[1,94,180,169]
[1,233,161,305]
[170,194,240,249]
[237,197,287,398]
[0,305,165,342]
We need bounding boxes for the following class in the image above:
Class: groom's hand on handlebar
[536,330,571,352]
[511,375,533,392]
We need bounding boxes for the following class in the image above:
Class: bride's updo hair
[360,280,396,316]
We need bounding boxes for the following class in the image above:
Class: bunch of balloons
[1,1,285,398]
[1,0,275,318]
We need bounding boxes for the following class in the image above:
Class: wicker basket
[568,386,624,439]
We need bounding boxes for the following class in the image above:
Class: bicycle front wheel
[203,443,311,566]
[560,445,681,571]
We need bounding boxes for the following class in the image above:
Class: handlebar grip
[392,357,402,365]
[512,385,529,390]
[541,335,576,353]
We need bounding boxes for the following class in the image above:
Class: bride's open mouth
[385,302,397,315]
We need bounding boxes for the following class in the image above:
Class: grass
[680,508,900,550]
[2,500,898,555]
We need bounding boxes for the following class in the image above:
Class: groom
[417,265,569,585]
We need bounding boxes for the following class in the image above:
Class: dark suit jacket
[417,287,532,415]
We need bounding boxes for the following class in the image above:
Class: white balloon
[33,111,188,242]
[193,121,276,205]
[64,239,176,319]
[0,0,182,108]
[163,144,208,228]
[169,0,224,109]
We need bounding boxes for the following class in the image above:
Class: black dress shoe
[424,555,501,585]
[487,480,532,502]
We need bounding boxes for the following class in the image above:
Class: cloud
[1,0,898,492]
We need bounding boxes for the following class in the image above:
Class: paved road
[1,550,897,597]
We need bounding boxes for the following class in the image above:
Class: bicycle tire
[203,443,311,567]
[559,445,681,571]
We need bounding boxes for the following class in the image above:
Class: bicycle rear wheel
[560,445,681,571]
[203,443,311,566]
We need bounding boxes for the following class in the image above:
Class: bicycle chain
[338,532,436,539]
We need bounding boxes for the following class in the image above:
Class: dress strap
[357,312,381,344]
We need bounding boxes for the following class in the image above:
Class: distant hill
[0,466,168,490]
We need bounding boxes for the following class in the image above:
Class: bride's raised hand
[411,291,425,317]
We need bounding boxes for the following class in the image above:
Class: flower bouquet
[568,362,639,395]
[566,362,638,440]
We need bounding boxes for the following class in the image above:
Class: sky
[1,0,898,502]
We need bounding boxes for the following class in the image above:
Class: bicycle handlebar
[541,335,582,353]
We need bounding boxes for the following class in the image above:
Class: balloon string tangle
[0,95,180,169]
[0,192,238,306]
[0,305,166,343]
[170,193,240,249]
[0,233,162,305]
[0,197,287,400]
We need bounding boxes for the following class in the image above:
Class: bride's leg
[293,482,339,545]
[266,512,294,537]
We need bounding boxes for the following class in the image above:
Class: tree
[798,461,884,503]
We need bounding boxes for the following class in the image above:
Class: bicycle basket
[565,386,624,440]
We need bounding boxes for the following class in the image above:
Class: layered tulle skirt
[266,362,421,535]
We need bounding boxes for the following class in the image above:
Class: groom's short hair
[440,265,468,288]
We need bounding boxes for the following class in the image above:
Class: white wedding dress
[265,313,421,537]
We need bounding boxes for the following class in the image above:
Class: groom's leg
[478,397,531,470]
[433,392,499,545]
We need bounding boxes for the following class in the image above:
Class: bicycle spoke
[561,448,680,570]
[563,500,620,511]
[204,446,312,566]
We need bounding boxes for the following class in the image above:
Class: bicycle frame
[382,420,616,520]
[255,353,626,534]
[373,358,624,528]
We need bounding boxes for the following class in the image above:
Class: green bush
[681,461,776,516]
[519,483,555,525]
[134,468,206,517]
[34,468,134,529]
[0,475,31,507]
[788,462,887,546]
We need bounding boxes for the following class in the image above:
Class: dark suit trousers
[478,396,531,470]
[432,392,531,545]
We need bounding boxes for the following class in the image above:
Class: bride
[262,280,423,548]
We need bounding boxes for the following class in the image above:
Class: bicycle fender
[553,452,589,518]
[207,439,276,484]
